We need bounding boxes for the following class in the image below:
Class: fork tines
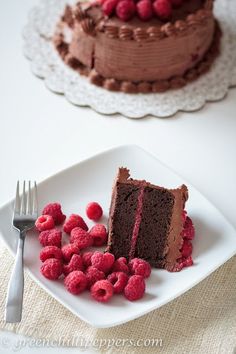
[14,181,38,216]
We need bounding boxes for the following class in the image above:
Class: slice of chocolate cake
[107,168,193,272]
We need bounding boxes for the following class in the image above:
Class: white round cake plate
[23,0,236,118]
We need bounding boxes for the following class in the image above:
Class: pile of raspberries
[35,202,151,302]
[100,0,184,22]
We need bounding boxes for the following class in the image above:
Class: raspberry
[172,262,183,272]
[173,256,193,272]
[124,275,145,301]
[137,0,153,21]
[102,0,119,16]
[107,272,129,294]
[89,224,107,247]
[116,0,136,21]
[42,203,66,225]
[63,214,88,234]
[70,227,93,249]
[35,215,55,231]
[85,266,105,288]
[40,258,63,280]
[181,216,195,240]
[182,210,187,223]
[61,243,80,262]
[181,239,193,258]
[129,258,151,278]
[170,0,183,8]
[64,271,88,295]
[38,229,62,248]
[40,245,63,262]
[182,256,193,268]
[153,0,172,20]
[91,252,115,273]
[112,257,129,274]
[82,251,94,268]
[90,280,114,302]
[63,254,84,275]
[86,202,103,221]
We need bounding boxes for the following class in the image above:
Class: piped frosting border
[67,0,214,41]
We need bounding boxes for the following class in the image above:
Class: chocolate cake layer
[134,186,175,267]
[108,183,140,259]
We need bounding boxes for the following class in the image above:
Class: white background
[0,0,236,353]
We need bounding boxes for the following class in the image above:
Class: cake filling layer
[129,186,145,260]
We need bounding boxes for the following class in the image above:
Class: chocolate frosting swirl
[162,23,177,37]
[146,26,164,40]
[134,28,148,41]
[74,4,86,21]
[119,26,133,40]
[80,18,95,36]
[105,25,119,39]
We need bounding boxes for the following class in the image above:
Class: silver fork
[5,181,38,323]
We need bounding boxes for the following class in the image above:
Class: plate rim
[0,144,236,328]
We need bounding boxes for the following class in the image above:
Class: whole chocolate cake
[106,168,194,272]
[54,0,221,93]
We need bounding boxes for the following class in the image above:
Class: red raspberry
[116,0,136,21]
[86,202,103,221]
[102,0,119,16]
[91,252,115,273]
[129,258,151,278]
[124,275,145,301]
[172,262,183,272]
[137,0,153,21]
[182,256,193,268]
[170,0,183,8]
[153,0,172,20]
[181,216,195,240]
[64,270,88,295]
[112,257,129,274]
[89,224,107,247]
[70,227,93,249]
[42,203,66,225]
[63,254,84,275]
[40,245,63,262]
[90,280,114,302]
[35,215,55,231]
[85,266,105,288]
[61,243,80,262]
[63,214,88,234]
[181,239,193,258]
[172,256,193,272]
[182,210,187,223]
[38,229,62,248]
[82,251,94,268]
[40,258,63,280]
[107,272,129,294]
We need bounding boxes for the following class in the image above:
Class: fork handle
[5,233,25,323]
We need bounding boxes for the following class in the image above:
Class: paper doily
[23,0,236,118]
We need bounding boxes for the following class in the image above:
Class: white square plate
[0,145,236,328]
